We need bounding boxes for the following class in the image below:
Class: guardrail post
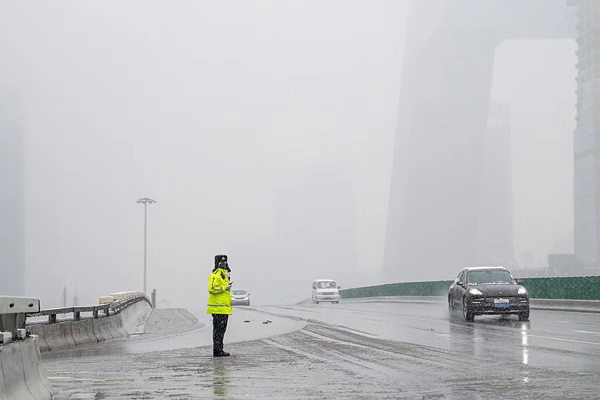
[0,296,41,340]
[48,314,57,324]
[93,308,99,319]
[73,311,81,321]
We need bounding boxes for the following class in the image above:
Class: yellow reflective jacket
[207,268,232,315]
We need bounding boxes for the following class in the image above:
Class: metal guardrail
[338,296,600,313]
[27,305,110,324]
[523,276,600,300]
[26,294,150,325]
[340,280,453,299]
[110,294,152,314]
[340,275,600,301]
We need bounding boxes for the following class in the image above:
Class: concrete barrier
[114,314,130,338]
[91,318,107,343]
[111,291,145,302]
[70,319,95,346]
[0,337,53,400]
[0,339,30,399]
[530,298,600,313]
[108,313,126,339]
[121,299,152,334]
[28,297,152,353]
[24,326,48,353]
[98,317,115,341]
[20,339,53,399]
[82,319,99,344]
[339,296,600,314]
[60,323,77,348]
[0,353,6,399]
[40,324,68,352]
[0,356,6,399]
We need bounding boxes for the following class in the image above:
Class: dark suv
[448,266,529,322]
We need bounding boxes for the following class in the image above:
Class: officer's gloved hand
[225,284,232,291]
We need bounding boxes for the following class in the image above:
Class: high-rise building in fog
[384,0,576,282]
[0,95,25,295]
[475,103,515,268]
[571,0,600,275]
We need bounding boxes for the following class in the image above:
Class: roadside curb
[529,298,600,314]
[339,296,600,314]
[340,296,446,304]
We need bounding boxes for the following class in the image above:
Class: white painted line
[575,330,600,336]
[308,325,380,340]
[529,334,600,346]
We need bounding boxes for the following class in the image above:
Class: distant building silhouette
[475,103,516,269]
[0,94,25,295]
[571,0,600,275]
[384,0,578,282]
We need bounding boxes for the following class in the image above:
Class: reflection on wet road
[43,308,307,360]
[43,301,600,399]
[263,301,600,373]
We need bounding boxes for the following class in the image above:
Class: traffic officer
[207,254,232,357]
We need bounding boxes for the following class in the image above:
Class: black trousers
[212,314,229,354]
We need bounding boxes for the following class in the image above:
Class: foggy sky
[0,1,575,308]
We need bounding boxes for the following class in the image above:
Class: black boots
[213,351,230,357]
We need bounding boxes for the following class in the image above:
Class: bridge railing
[27,305,110,324]
[26,293,150,326]
[340,275,600,301]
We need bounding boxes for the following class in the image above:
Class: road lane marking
[529,334,600,346]
[272,304,600,347]
[575,330,600,336]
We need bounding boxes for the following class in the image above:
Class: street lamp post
[136,197,157,294]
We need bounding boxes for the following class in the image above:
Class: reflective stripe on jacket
[207,268,232,315]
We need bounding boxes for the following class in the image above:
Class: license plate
[494,298,510,308]
[324,297,332,300]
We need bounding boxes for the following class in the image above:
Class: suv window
[467,270,513,284]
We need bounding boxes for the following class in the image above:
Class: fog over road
[44,302,600,399]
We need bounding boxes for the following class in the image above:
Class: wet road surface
[43,301,600,399]
[263,300,600,373]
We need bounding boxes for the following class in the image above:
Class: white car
[231,289,250,306]
[312,279,340,304]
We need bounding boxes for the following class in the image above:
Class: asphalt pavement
[42,302,600,399]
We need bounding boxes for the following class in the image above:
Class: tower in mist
[572,0,600,275]
[0,95,25,295]
[384,0,576,282]
[475,103,515,268]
